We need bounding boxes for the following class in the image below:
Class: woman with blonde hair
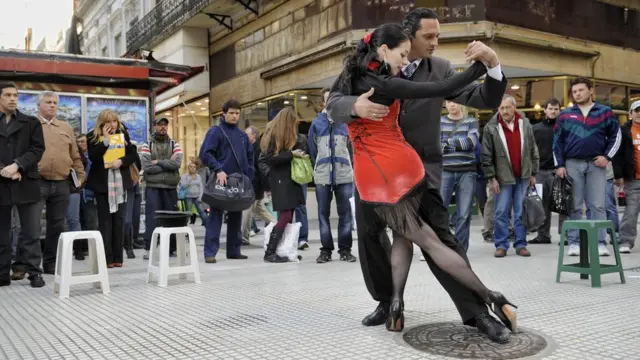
[258,107,307,263]
[85,109,138,268]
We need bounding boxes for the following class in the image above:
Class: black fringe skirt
[360,183,426,235]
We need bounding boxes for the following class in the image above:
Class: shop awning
[0,50,205,95]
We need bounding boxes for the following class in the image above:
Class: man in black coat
[327,9,510,342]
[0,82,46,287]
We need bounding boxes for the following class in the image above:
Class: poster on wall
[17,92,82,134]
[86,96,148,145]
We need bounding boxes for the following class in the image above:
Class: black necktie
[403,61,418,79]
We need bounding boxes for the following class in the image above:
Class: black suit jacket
[0,110,45,206]
[327,56,508,188]
[85,127,139,193]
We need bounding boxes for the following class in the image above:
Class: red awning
[0,50,204,95]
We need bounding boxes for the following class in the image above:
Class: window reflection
[595,83,627,110]
[505,79,565,109]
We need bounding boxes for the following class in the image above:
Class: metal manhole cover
[403,322,549,359]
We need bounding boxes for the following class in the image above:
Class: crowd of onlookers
[2,75,639,287]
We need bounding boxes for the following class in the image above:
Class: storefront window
[505,78,566,109]
[595,82,628,111]
[239,90,324,135]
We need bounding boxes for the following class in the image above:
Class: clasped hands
[0,163,22,181]
[353,41,499,121]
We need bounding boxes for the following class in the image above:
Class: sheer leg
[400,220,490,302]
[390,232,413,302]
[386,232,412,332]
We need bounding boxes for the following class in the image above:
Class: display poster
[87,97,148,145]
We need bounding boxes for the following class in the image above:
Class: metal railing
[126,0,212,53]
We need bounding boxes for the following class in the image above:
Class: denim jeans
[66,193,82,232]
[10,207,19,257]
[204,209,242,258]
[185,197,209,224]
[566,159,607,245]
[295,184,308,244]
[440,171,476,251]
[36,180,71,267]
[475,175,487,217]
[619,180,640,248]
[316,183,353,252]
[144,187,178,251]
[125,185,142,250]
[493,178,528,250]
[585,178,619,234]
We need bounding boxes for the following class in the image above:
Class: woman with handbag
[179,161,209,226]
[85,109,138,268]
[258,107,308,263]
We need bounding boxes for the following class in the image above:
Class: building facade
[205,0,640,126]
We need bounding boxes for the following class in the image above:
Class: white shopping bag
[350,196,357,231]
[263,222,301,262]
[535,183,543,198]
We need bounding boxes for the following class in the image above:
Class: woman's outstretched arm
[369,61,487,100]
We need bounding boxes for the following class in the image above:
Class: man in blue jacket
[553,77,621,257]
[308,88,356,264]
[199,99,254,263]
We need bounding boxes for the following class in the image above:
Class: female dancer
[258,107,308,263]
[331,23,517,332]
[85,109,138,268]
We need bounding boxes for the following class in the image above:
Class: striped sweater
[440,115,479,172]
[552,103,621,168]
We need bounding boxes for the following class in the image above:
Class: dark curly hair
[330,23,410,96]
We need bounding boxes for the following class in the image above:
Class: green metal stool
[556,220,625,287]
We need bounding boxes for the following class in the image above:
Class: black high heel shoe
[385,300,405,332]
[487,291,518,332]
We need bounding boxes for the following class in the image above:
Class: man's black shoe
[28,274,45,288]
[0,278,10,287]
[316,251,332,263]
[529,236,551,244]
[473,313,510,343]
[361,302,389,326]
[126,249,136,259]
[133,241,145,249]
[339,250,357,262]
[227,254,248,260]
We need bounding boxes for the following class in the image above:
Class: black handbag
[523,186,546,231]
[550,176,572,216]
[201,126,255,212]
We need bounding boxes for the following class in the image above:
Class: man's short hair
[402,8,439,38]
[501,94,517,106]
[544,98,561,109]
[223,99,241,113]
[569,77,593,90]
[245,126,259,136]
[37,91,59,105]
[0,81,17,95]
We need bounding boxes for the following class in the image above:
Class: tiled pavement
[1,215,640,360]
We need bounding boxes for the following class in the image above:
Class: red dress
[347,100,425,205]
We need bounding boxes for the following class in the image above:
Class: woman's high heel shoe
[385,300,405,332]
[487,291,518,332]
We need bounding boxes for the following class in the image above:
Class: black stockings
[391,220,490,304]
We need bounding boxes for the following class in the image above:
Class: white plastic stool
[146,227,201,287]
[54,231,110,299]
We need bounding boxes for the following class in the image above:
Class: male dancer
[327,8,510,343]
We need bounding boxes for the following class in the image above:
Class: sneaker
[251,229,261,237]
[515,247,531,257]
[316,251,332,263]
[598,245,610,257]
[205,256,217,263]
[529,236,551,244]
[339,250,357,262]
[11,270,25,281]
[567,244,580,256]
[619,245,631,253]
[298,242,309,251]
[143,250,150,260]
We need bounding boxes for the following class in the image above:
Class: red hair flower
[363,32,372,45]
